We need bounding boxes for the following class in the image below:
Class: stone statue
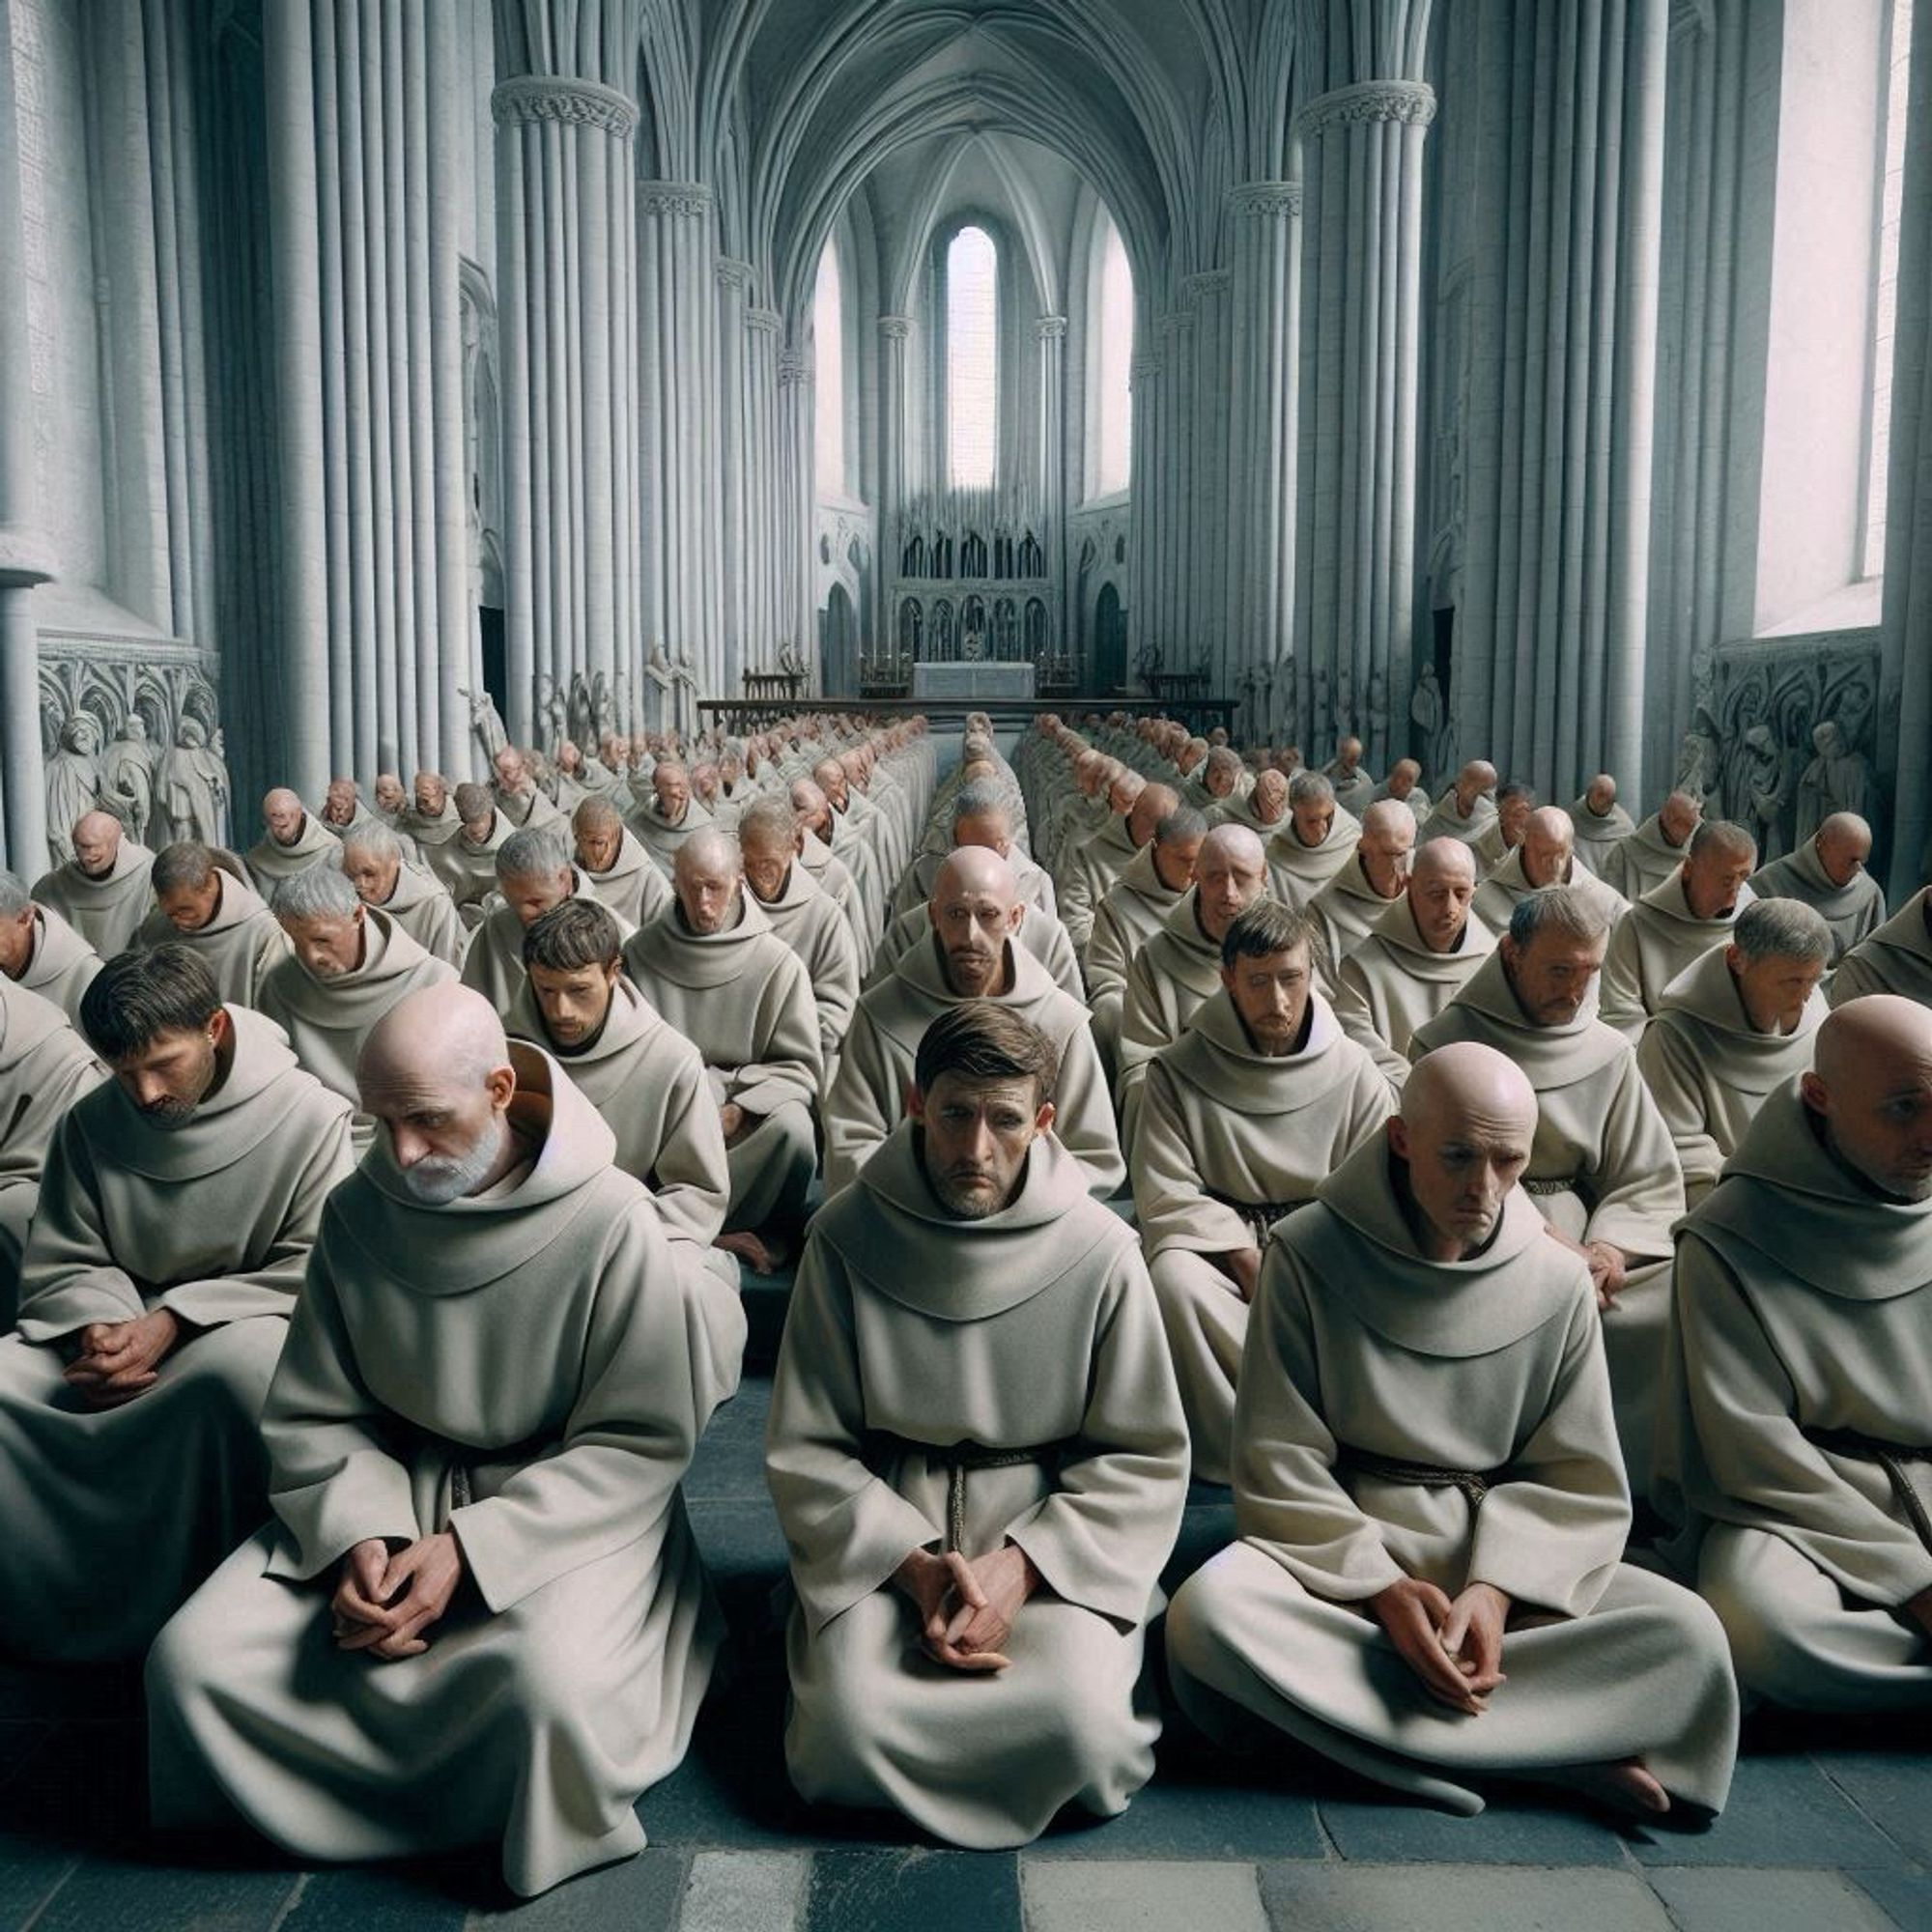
[1740,723,1797,864]
[43,714,105,867]
[672,648,699,739]
[157,717,230,847]
[1333,667,1357,746]
[1797,719,1880,844]
[533,673,566,756]
[1366,671,1389,775]
[590,672,612,741]
[644,645,673,732]
[566,672,595,751]
[459,685,509,765]
[1410,665,1447,789]
[102,715,156,847]
[1674,711,1721,810]
[1311,668,1332,760]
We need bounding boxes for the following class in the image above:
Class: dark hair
[79,944,222,1061]
[913,1002,1059,1108]
[1155,805,1208,845]
[151,841,218,895]
[522,896,623,973]
[1220,899,1314,971]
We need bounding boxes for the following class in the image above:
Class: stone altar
[911,662,1037,702]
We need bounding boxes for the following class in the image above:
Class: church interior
[1,0,1930,1926]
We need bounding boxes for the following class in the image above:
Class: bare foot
[715,1232,781,1276]
[1548,1758,1670,1818]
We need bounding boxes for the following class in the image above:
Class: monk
[1636,897,1830,1207]
[826,848,1122,1199]
[1605,789,1701,903]
[623,829,821,1264]
[429,781,513,918]
[372,773,410,823]
[1333,838,1492,1089]
[0,868,101,1024]
[1599,819,1757,1039]
[1215,765,1290,841]
[339,822,467,967]
[1323,735,1377,816]
[1471,781,1535,876]
[1264,772,1361,910]
[147,984,742,1896]
[1166,1042,1738,1819]
[1304,799,1416,989]
[136,841,288,1006]
[1057,767,1149,957]
[1086,805,1205,1074]
[634,760,715,879]
[1473,806,1627,936]
[1660,994,1932,1712]
[1747,811,1887,966]
[894,779,1065,924]
[788,779,867,954]
[1567,773,1635,879]
[1371,757,1430,829]
[491,743,562,831]
[1418,760,1499,846]
[572,794,669,929]
[32,810,155,958]
[318,777,369,834]
[397,771,462,869]
[1132,901,1391,1482]
[768,1003,1188,1846]
[460,824,630,1013]
[1831,884,1932,1008]
[245,787,342,895]
[0,946,353,1659]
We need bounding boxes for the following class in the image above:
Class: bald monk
[136,841,288,1006]
[1332,838,1492,1090]
[1264,773,1362,910]
[1166,1043,1738,1821]
[1605,789,1701,902]
[895,780,1063,924]
[0,946,353,1659]
[814,754,890,942]
[318,778,370,836]
[789,781,867,956]
[1659,994,1932,1713]
[1043,751,1112,869]
[572,794,670,930]
[0,979,104,1322]
[1412,889,1685,1477]
[769,1003,1189,1847]
[1418,760,1499,846]
[1086,805,1205,1074]
[1471,782,1534,876]
[1133,902,1391,1482]
[1215,765,1291,840]
[624,830,822,1264]
[428,782,513,918]
[1567,773,1635,879]
[0,869,101,1024]
[1193,745,1246,818]
[460,824,632,1013]
[1637,898,1831,1207]
[372,772,409,823]
[1304,800,1416,990]
[396,771,462,867]
[1323,736,1377,816]
[32,810,155,958]
[1747,812,1887,966]
[147,985,742,1896]
[1473,807,1628,937]
[826,848,1121,1199]
[1830,885,1932,1008]
[1370,757,1430,829]
[490,743,563,832]
[1599,819,1758,1040]
[245,787,342,895]
[259,865,455,1139]
[338,822,467,968]
[633,760,715,880]
[1057,767,1150,957]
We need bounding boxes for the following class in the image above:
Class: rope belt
[1204,1186,1310,1249]
[444,1432,557,1514]
[1521,1177,1577,1199]
[1805,1428,1932,1555]
[1336,1444,1510,1513]
[867,1433,1074,1554]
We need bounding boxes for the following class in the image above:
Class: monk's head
[1454,761,1497,814]
[322,779,359,827]
[263,788,305,847]
[556,739,583,777]
[271,864,367,980]
[1681,819,1756,921]
[930,847,1021,999]
[374,774,407,816]
[572,797,626,876]
[1195,825,1269,944]
[1659,789,1702,849]
[1219,899,1316,1058]
[1500,887,1611,1028]
[1357,801,1416,899]
[1726,898,1830,1037]
[1250,769,1289,827]
[1406,838,1477,953]
[653,761,691,822]
[152,842,224,933]
[79,943,231,1127]
[454,783,496,841]
[1074,753,1107,799]
[691,762,721,805]
[950,781,1013,862]
[1289,772,1337,850]
[339,823,404,907]
[1804,995,1932,1201]
[493,745,530,795]
[1384,758,1422,803]
[1814,811,1873,889]
[1129,783,1178,850]
[1273,746,1303,777]
[1520,808,1576,891]
[1391,1044,1538,1259]
[0,871,34,978]
[523,898,624,1051]
[1204,747,1242,800]
[789,779,830,838]
[672,828,744,936]
[813,758,849,810]
[1108,769,1146,819]
[1151,805,1208,895]
[71,810,123,880]
[1584,773,1617,816]
[738,800,800,905]
[1334,735,1364,777]
[358,984,518,1204]
[908,1003,1058,1220]
[1177,738,1208,777]
[496,826,575,930]
[1495,782,1536,850]
[412,771,447,818]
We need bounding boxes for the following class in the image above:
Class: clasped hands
[1370,1575,1511,1717]
[1541,1225,1629,1311]
[63,1309,181,1408]
[894,1544,1038,1673]
[330,1533,465,1662]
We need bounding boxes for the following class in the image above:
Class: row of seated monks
[0,702,1924,1896]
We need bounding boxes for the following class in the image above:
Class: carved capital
[1036,314,1069,340]
[1295,80,1436,140]
[638,180,715,220]
[715,256,755,292]
[779,351,812,385]
[1156,308,1195,338]
[1227,180,1303,219]
[491,76,639,138]
[746,307,781,335]
[878,314,914,340]
[1129,355,1162,391]
[1183,270,1231,302]
[0,524,57,588]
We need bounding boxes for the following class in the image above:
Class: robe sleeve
[1635,1019,1724,1203]
[1131,1056,1251,1257]
[821,1008,898,1198]
[1000,1245,1190,1627]
[647,1046,732,1247]
[1082,897,1135,1020]
[807,908,862,1063]
[725,952,823,1118]
[1057,845,1101,955]
[1826,953,1887,1008]
[1030,912,1086,1001]
[1595,917,1651,1040]
[1336,953,1414,1093]
[1577,1059,1685,1259]
[1048,1020,1126,1199]
[1113,948,1172,1100]
[13,1115,147,1338]
[764,1232,949,1634]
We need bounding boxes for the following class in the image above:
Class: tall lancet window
[1864,0,1915,579]
[815,240,846,494]
[1094,213,1133,496]
[948,225,999,489]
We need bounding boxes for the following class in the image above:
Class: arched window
[1864,0,1916,578]
[814,240,845,494]
[1093,211,1133,497]
[947,226,999,489]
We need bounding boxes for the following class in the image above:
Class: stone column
[1157,309,1196,660]
[1128,353,1162,671]
[1185,271,1233,692]
[1037,316,1067,651]
[716,258,753,694]
[877,315,912,660]
[743,308,782,672]
[1293,79,1435,763]
[779,350,814,685]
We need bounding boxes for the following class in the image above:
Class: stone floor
[2,1330,1929,1931]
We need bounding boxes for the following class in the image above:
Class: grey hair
[0,869,29,917]
[1289,769,1335,806]
[152,841,219,895]
[497,823,572,883]
[272,863,362,923]
[1508,886,1612,950]
[1690,817,1757,864]
[572,794,623,834]
[1205,746,1242,779]
[952,780,1009,828]
[1155,805,1208,845]
[1731,895,1832,967]
[738,797,798,847]
[339,821,403,867]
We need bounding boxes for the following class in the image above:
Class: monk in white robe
[1305,800,1415,990]
[1470,782,1535,877]
[1417,760,1499,847]
[147,986,742,1896]
[136,841,288,1006]
[1056,767,1149,956]
[1659,995,1932,1711]
[1212,765,1291,839]
[1323,737,1377,817]
[1604,789,1701,902]
[769,1004,1189,1847]
[1567,773,1635,879]
[32,810,155,958]
[572,794,670,930]
[1831,886,1932,1008]
[1636,898,1830,1206]
[870,889,1083,1004]
[490,744,563,832]
[1748,812,1887,965]
[1412,889,1685,1478]
[1473,807,1628,937]
[245,788,342,895]
[1599,819,1757,1039]
[0,871,101,1024]
[1264,772,1361,910]
[1167,1044,1738,1819]
[1133,901,1391,1482]
[460,824,633,1013]
[339,822,467,968]
[827,849,1122,1199]
[318,778,373,839]
[1086,805,1204,1073]
[428,782,514,919]
[792,785,868,957]
[893,779,1061,926]
[396,772,463,877]
[633,761,716,878]
[0,979,104,1322]
[1333,839,1492,1090]
[0,946,353,1660]
[623,830,822,1261]
[1371,758,1431,830]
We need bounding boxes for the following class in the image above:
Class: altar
[910,661,1036,702]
